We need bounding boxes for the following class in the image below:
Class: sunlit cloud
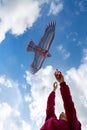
[0,0,41,43]
[25,66,55,127]
[65,50,87,130]
[0,74,22,107]
[0,102,31,130]
[0,74,31,130]
[0,75,17,88]
[0,0,63,43]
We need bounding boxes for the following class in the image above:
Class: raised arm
[54,69,81,130]
[45,82,57,121]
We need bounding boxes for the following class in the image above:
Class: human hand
[53,81,58,91]
[54,69,64,84]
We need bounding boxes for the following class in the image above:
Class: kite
[26,20,56,74]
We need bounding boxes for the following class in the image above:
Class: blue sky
[0,0,87,130]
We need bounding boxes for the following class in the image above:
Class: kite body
[26,20,56,74]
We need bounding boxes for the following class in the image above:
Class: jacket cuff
[60,81,66,86]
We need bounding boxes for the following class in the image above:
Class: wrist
[53,88,56,92]
[60,81,66,86]
[58,79,65,84]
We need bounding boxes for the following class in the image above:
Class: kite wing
[30,52,45,74]
[38,20,56,51]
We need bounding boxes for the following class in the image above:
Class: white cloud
[0,102,12,122]
[36,0,49,4]
[25,66,56,127]
[0,0,63,43]
[65,50,87,130]
[57,44,70,59]
[0,102,31,130]
[25,49,87,130]
[0,75,17,88]
[24,94,32,102]
[0,74,32,130]
[0,0,41,43]
[48,1,63,15]
[0,74,22,107]
[25,66,66,128]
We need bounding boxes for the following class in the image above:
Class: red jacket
[40,82,81,130]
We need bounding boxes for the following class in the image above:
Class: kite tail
[26,40,36,52]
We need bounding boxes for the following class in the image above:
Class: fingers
[54,69,62,78]
[53,81,58,88]
[53,81,58,91]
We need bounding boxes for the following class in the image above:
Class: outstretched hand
[54,69,64,84]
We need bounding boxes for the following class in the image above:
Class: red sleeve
[60,82,81,130]
[45,91,56,121]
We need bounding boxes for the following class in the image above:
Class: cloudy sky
[0,0,87,130]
